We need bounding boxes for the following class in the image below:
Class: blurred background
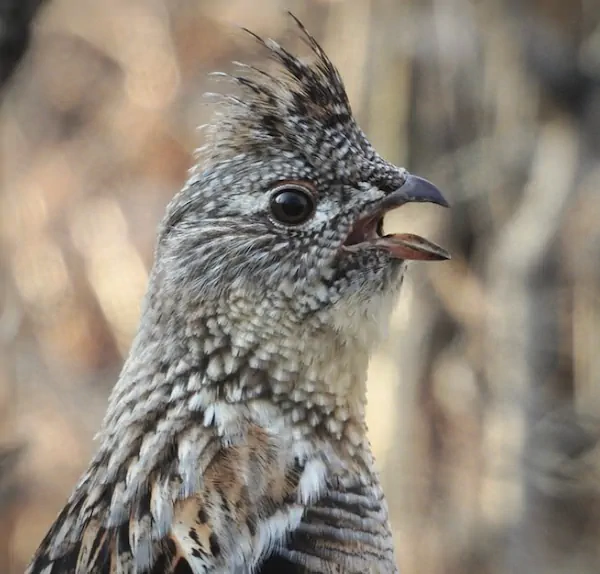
[1,0,600,572]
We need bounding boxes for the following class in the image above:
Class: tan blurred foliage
[1,0,600,573]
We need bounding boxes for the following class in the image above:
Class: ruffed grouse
[27,15,449,574]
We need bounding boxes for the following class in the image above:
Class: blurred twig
[0,0,47,91]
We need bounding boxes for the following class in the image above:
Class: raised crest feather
[199,12,361,168]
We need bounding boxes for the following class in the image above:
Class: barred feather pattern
[27,297,399,573]
[25,14,420,574]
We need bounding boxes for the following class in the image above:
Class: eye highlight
[269,182,316,225]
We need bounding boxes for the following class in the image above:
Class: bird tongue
[376,233,451,261]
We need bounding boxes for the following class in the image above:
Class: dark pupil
[271,190,312,223]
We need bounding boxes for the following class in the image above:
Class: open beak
[343,174,451,261]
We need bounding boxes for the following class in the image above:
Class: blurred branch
[0,444,24,574]
[483,117,582,572]
[0,446,24,512]
[0,0,47,91]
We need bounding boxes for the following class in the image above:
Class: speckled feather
[25,15,424,574]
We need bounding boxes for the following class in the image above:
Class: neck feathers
[99,294,373,449]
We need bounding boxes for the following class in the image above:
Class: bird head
[155,16,449,349]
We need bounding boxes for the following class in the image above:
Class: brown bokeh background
[2,0,600,572]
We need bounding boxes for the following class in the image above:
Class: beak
[342,172,451,262]
[382,174,450,210]
[377,173,451,261]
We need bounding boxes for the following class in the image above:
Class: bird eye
[269,183,316,225]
